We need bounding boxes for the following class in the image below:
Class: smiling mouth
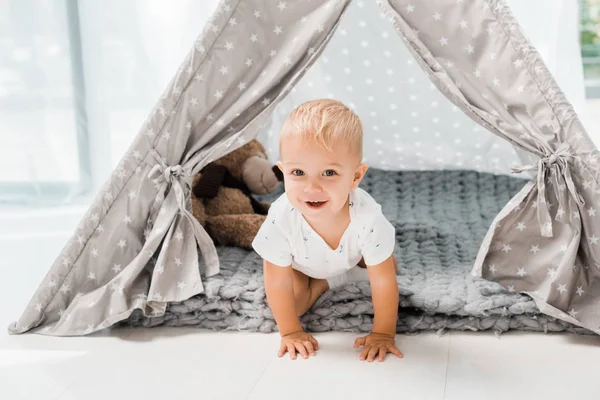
[305,201,327,209]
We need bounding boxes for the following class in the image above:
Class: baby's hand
[279,330,319,360]
[353,332,404,362]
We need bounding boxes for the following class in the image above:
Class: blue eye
[291,169,304,176]
[324,170,337,176]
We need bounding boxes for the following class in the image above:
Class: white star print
[556,284,567,294]
[250,34,258,43]
[190,97,198,106]
[589,235,599,245]
[219,65,228,75]
[465,44,474,54]
[214,90,223,99]
[174,257,183,267]
[588,207,596,217]
[117,239,127,249]
[406,4,415,13]
[459,20,468,29]
[277,1,287,11]
[274,26,283,35]
[516,267,527,277]
[224,41,234,51]
[253,10,261,18]
[576,286,585,296]
[516,222,526,232]
[502,244,512,253]
[474,69,482,78]
[123,215,132,225]
[228,18,237,27]
[433,12,442,21]
[556,208,565,218]
[91,248,99,257]
[439,37,448,46]
[177,281,187,290]
[87,272,96,280]
[112,264,122,273]
[155,264,165,275]
[508,285,516,293]
[269,49,277,57]
[194,73,204,83]
[530,245,540,254]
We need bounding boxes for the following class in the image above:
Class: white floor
[2,327,600,400]
[3,101,600,400]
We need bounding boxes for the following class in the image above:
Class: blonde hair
[279,99,363,156]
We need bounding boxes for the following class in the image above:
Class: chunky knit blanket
[122,169,591,335]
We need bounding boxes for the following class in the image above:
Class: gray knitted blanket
[123,169,590,335]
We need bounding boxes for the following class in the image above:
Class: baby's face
[277,136,368,220]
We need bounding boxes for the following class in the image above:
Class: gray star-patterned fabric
[8,0,600,336]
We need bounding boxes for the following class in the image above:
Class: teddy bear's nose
[272,165,283,181]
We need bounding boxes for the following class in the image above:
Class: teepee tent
[8,0,600,336]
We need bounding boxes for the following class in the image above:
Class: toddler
[252,99,403,362]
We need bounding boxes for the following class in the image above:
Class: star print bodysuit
[251,187,396,280]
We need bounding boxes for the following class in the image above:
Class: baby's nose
[304,181,322,192]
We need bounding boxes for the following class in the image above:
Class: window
[0,0,90,205]
[581,0,600,97]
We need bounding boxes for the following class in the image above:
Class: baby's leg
[292,268,329,316]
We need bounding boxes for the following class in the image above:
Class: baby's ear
[352,163,369,189]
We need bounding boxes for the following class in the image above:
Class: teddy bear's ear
[192,163,228,199]
[272,165,283,181]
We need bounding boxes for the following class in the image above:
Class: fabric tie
[147,149,220,276]
[511,142,584,237]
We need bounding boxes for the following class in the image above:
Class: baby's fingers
[295,343,309,359]
[359,345,371,361]
[388,345,404,359]
[287,344,297,360]
[303,340,316,356]
[309,335,319,351]
[278,343,287,357]
[366,345,380,362]
[378,347,387,362]
[354,336,367,348]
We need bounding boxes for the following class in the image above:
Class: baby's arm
[353,254,403,362]
[367,254,399,336]
[263,259,302,335]
[263,259,320,359]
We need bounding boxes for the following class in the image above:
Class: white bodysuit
[251,187,396,286]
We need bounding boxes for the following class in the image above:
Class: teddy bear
[191,139,284,249]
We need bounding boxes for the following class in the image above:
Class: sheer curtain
[0,0,586,207]
[0,0,219,206]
